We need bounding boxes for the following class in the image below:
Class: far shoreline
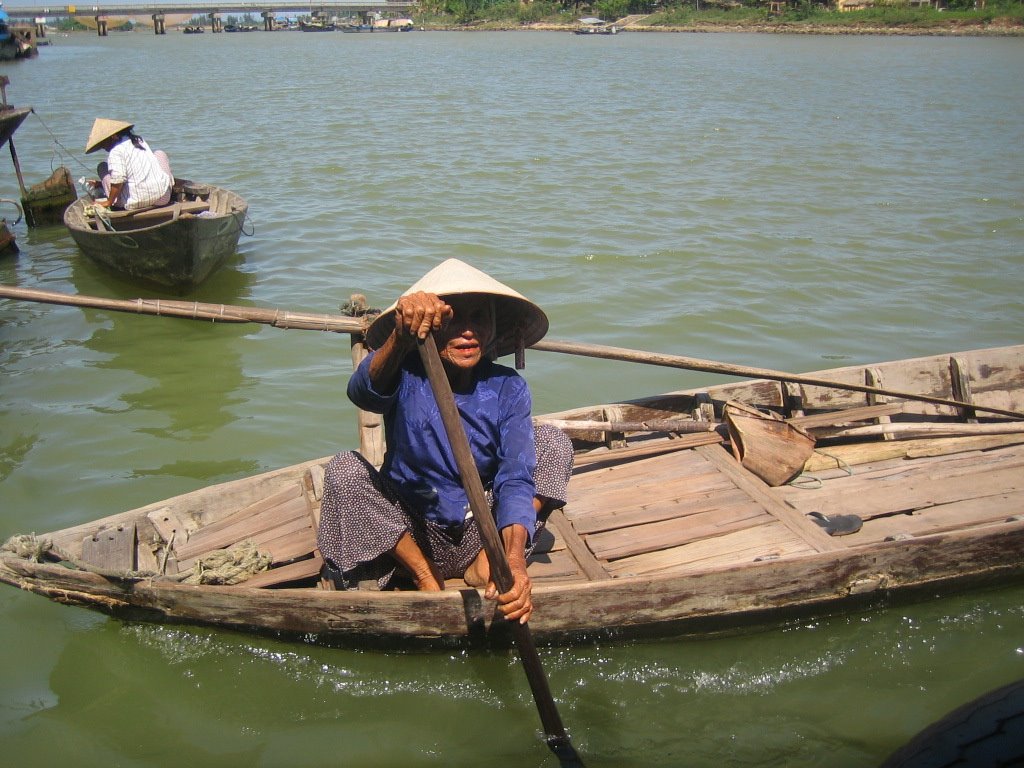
[423,19,1024,36]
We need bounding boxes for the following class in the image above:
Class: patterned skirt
[316,423,573,589]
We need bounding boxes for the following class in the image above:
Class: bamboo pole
[0,285,366,334]
[1,283,1021,420]
[530,338,1024,421]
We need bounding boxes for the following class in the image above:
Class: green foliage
[596,0,632,19]
[517,0,563,23]
[55,18,88,31]
[646,4,766,24]
[416,0,1024,27]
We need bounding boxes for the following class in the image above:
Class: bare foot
[463,549,489,588]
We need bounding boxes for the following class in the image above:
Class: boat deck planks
[779,443,1024,521]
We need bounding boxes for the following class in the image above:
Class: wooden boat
[299,18,336,31]
[63,179,248,291]
[0,342,1022,647]
[0,10,37,60]
[574,17,620,35]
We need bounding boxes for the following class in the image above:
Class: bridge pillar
[152,13,165,34]
[262,10,274,31]
[34,18,46,38]
[208,13,222,33]
[95,15,108,36]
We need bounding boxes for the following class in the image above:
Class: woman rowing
[316,259,573,624]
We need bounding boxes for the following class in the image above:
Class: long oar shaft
[531,338,1024,420]
[2,284,1019,420]
[416,335,583,767]
[0,284,365,334]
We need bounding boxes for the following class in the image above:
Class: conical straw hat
[365,258,549,359]
[85,118,133,154]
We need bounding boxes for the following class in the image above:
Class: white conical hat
[85,118,133,154]
[364,258,549,359]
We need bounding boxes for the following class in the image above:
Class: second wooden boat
[63,179,248,291]
[0,339,1021,647]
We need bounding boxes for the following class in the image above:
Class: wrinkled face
[437,295,494,372]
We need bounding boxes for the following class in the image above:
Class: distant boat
[344,16,415,32]
[299,18,336,31]
[63,179,248,291]
[182,26,204,34]
[574,17,620,35]
[0,9,38,59]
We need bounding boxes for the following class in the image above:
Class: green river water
[0,28,1022,767]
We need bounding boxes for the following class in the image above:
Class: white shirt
[107,137,171,210]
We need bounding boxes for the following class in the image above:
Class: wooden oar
[1,284,1021,420]
[530,338,1024,420]
[416,335,584,768]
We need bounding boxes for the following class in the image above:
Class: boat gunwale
[2,517,1023,646]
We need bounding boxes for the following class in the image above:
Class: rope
[1,533,53,562]
[786,449,854,490]
[180,540,272,585]
[30,109,94,177]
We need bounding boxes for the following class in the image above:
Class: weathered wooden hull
[63,182,247,291]
[1,345,1022,647]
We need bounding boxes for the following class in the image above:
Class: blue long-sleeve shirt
[347,351,538,535]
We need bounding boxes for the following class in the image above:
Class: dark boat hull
[63,183,247,290]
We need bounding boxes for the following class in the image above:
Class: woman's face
[437,295,494,372]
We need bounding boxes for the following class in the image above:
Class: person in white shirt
[84,118,173,211]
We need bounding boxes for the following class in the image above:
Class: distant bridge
[6,2,415,15]
[7,2,417,34]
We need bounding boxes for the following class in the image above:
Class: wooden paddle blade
[725,401,815,486]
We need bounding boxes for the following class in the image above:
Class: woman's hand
[484,524,534,624]
[393,291,453,345]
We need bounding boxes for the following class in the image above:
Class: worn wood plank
[802,434,1024,473]
[586,501,769,561]
[788,463,1024,522]
[791,402,906,429]
[694,444,845,552]
[545,509,611,581]
[566,471,735,524]
[175,490,306,559]
[572,432,724,471]
[528,549,584,581]
[782,444,1024,520]
[105,200,210,220]
[80,523,137,572]
[782,444,1024,505]
[570,447,722,494]
[240,553,324,589]
[605,523,813,578]
[572,487,754,535]
[844,489,1024,545]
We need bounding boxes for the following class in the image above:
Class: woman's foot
[463,549,490,588]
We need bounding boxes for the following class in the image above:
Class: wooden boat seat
[104,201,210,221]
